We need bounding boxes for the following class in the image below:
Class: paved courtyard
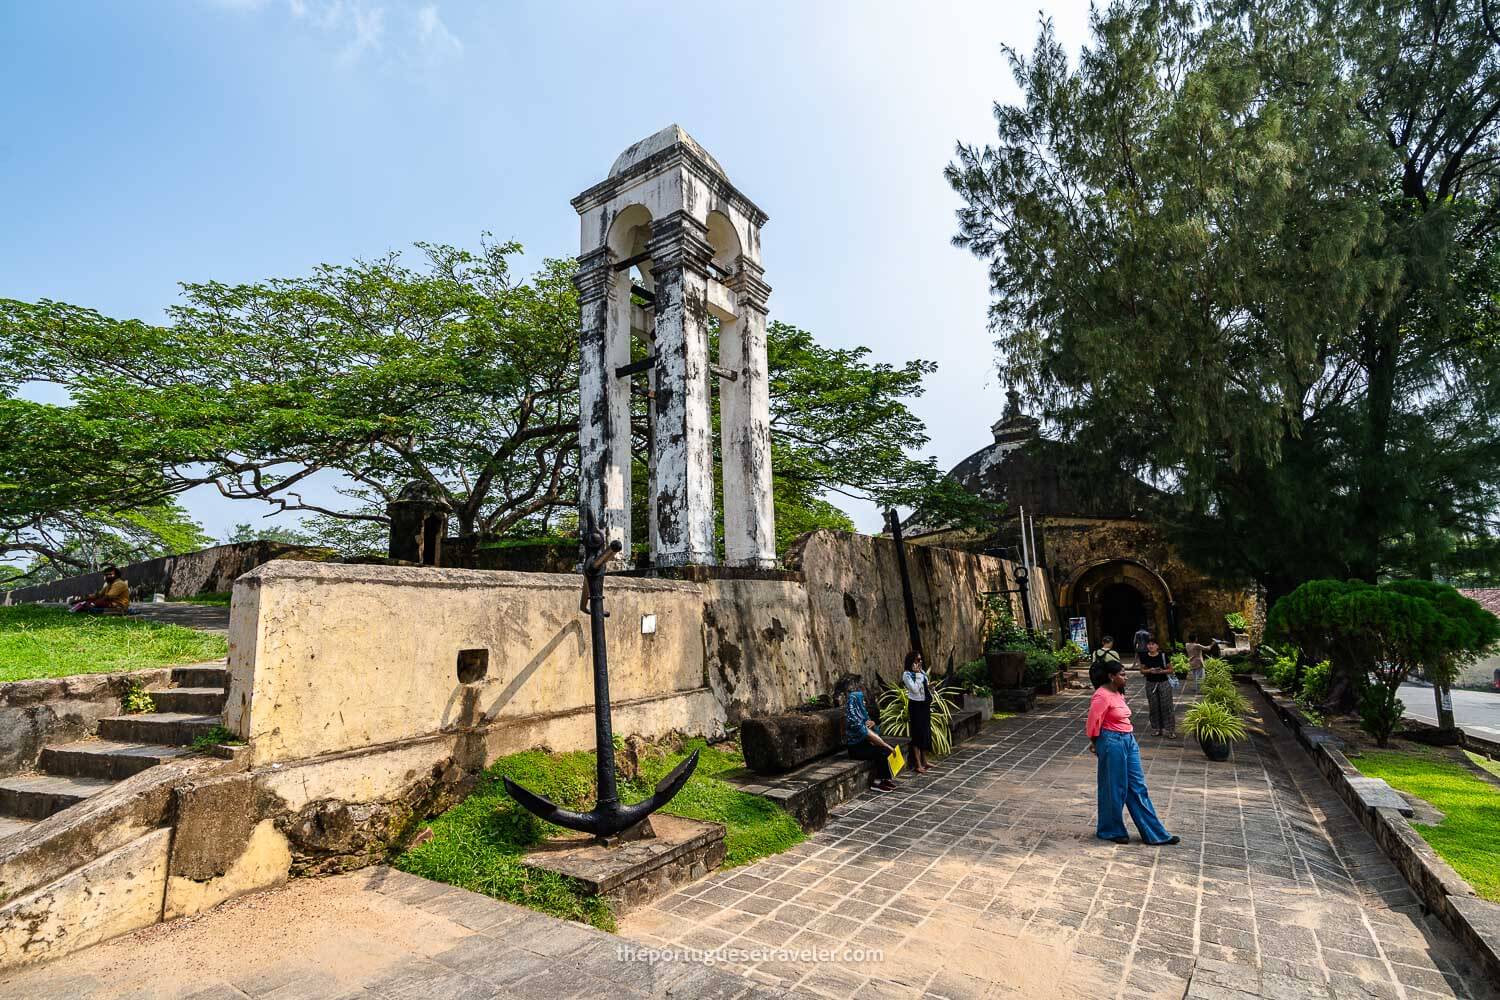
[0,683,1492,999]
[623,685,1497,1000]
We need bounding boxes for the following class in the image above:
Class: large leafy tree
[3,241,979,558]
[947,0,1500,602]
[0,395,211,584]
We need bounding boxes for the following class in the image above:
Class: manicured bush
[1359,683,1405,747]
[1170,652,1190,677]
[1299,659,1333,706]
[1268,578,1499,741]
[1023,649,1059,686]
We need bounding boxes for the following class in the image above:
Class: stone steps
[97,713,222,746]
[0,774,115,819]
[171,664,229,689]
[147,687,227,715]
[0,660,231,841]
[40,740,194,780]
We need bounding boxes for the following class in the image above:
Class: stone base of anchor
[520,814,726,915]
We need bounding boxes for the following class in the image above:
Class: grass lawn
[0,605,228,682]
[1352,750,1500,903]
[1464,750,1500,781]
[394,738,804,931]
[167,592,232,607]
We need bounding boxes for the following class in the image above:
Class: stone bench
[728,707,985,831]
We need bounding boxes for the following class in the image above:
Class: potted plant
[1226,611,1251,648]
[1182,701,1247,761]
[952,659,997,717]
[981,595,1028,689]
[1024,650,1060,695]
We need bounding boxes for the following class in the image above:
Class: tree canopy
[947,0,1500,599]
[2,239,978,562]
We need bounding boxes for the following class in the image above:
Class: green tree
[0,395,211,584]
[947,0,1500,604]
[4,241,980,558]
[1267,578,1500,742]
[1384,579,1500,736]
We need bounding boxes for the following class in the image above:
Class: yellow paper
[887,744,905,777]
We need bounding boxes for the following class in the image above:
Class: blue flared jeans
[1095,729,1172,844]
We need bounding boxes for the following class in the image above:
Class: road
[1399,682,1500,735]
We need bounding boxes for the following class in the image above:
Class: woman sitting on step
[840,677,898,792]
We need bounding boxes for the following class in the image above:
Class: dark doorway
[1099,582,1147,659]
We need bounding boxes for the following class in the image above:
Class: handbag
[887,744,906,777]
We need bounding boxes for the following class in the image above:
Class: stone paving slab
[2,684,1495,1000]
[0,867,784,1000]
[623,685,1499,1000]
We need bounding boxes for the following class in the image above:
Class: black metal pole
[586,544,619,812]
[886,509,924,660]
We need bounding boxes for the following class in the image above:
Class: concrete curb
[1248,675,1500,983]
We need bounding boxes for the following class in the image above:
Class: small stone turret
[386,482,452,566]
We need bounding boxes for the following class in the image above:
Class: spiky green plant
[878,677,959,756]
[1183,701,1248,744]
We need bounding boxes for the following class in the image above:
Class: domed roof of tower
[608,124,728,180]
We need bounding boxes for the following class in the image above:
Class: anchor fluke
[501,748,700,837]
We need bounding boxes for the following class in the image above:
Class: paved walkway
[0,867,781,1000]
[1,684,1492,999]
[624,685,1496,999]
[129,603,232,634]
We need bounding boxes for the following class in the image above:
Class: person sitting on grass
[840,677,898,792]
[69,565,131,615]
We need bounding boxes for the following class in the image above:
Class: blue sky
[1,0,1092,539]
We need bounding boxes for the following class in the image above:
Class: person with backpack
[1133,624,1152,663]
[1090,635,1122,689]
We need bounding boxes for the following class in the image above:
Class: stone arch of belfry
[571,125,775,569]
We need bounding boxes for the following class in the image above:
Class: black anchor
[503,512,699,840]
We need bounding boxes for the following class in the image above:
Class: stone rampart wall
[226,530,1018,766]
[6,542,336,605]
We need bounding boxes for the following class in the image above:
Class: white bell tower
[572,125,775,568]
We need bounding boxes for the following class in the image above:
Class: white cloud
[415,5,462,58]
[211,0,463,69]
[337,5,386,65]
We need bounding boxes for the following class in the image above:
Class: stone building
[907,391,1257,652]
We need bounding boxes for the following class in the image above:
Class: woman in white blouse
[902,651,933,774]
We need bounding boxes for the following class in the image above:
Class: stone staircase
[0,663,228,839]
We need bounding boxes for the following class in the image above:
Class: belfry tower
[572,126,775,568]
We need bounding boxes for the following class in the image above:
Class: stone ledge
[725,711,991,832]
[521,814,726,914]
[1249,674,1500,985]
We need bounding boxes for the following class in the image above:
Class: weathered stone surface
[0,668,173,775]
[0,827,169,968]
[163,819,291,921]
[0,754,224,904]
[740,709,843,774]
[5,540,335,604]
[522,814,726,913]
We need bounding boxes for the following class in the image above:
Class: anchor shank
[587,559,620,811]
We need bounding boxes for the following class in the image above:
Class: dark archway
[1060,557,1174,653]
[1098,582,1147,656]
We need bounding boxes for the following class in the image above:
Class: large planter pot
[986,651,1026,690]
[1199,736,1231,762]
[958,693,994,719]
[1233,632,1251,649]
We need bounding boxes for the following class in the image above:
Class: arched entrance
[1098,582,1147,654]
[1058,558,1174,657]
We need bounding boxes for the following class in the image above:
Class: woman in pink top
[1087,659,1178,846]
